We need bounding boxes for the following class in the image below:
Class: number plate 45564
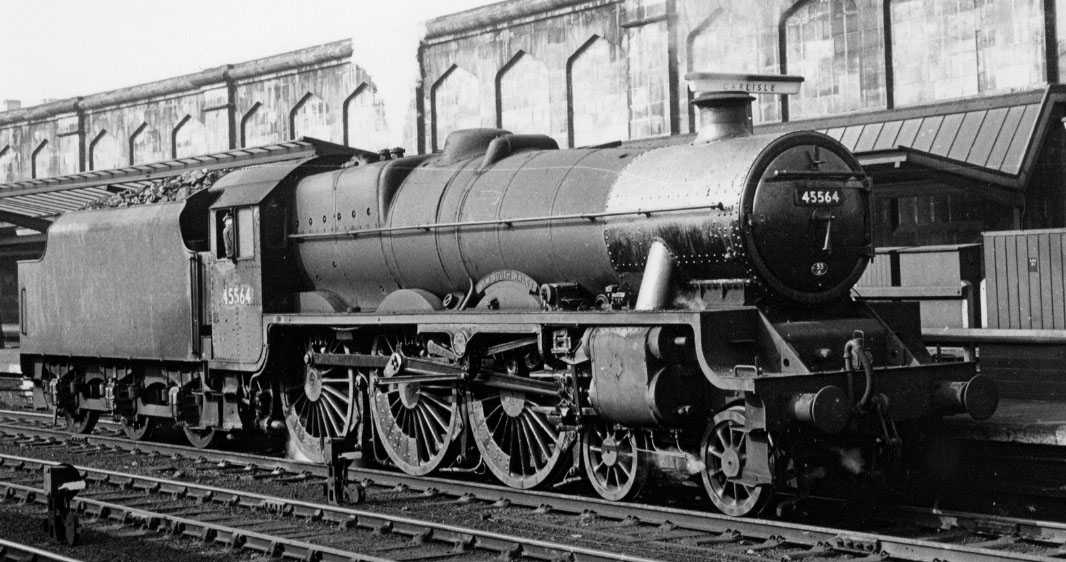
[796,188,843,207]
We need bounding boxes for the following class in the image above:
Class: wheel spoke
[526,408,558,445]
[419,402,449,434]
[321,384,353,404]
[520,413,548,465]
[321,395,346,434]
[419,391,451,411]
[415,409,442,451]
[522,411,554,464]
[716,427,729,448]
[322,402,343,437]
[516,416,533,474]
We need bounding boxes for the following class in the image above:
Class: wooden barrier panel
[984,228,1066,330]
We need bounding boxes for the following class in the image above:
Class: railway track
[0,410,1062,561]
[0,537,80,562]
[0,452,655,562]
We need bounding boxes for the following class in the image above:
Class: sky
[0,0,498,107]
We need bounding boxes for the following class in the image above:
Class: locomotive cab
[206,160,311,369]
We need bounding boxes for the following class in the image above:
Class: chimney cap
[685,72,803,97]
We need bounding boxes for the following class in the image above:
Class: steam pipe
[634,239,675,310]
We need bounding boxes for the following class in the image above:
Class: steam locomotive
[18,74,997,516]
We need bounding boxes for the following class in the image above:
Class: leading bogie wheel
[581,422,651,501]
[282,336,361,463]
[700,406,772,517]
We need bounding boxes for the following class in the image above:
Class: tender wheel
[282,337,360,463]
[368,335,461,475]
[122,415,156,441]
[467,371,575,489]
[52,372,97,434]
[700,406,771,516]
[183,426,219,449]
[582,423,650,501]
[62,409,98,434]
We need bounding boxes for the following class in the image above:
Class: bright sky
[0,0,497,106]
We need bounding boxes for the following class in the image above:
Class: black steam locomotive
[18,74,996,516]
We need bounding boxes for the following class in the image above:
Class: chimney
[685,73,803,143]
[692,92,755,142]
[3,100,20,112]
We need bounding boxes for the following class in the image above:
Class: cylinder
[932,375,998,420]
[787,385,849,434]
[634,239,675,311]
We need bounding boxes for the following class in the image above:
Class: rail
[0,409,1056,562]
[0,452,648,562]
[0,537,81,562]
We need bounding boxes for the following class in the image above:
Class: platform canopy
[755,86,1066,205]
[0,137,360,232]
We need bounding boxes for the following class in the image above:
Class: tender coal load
[82,168,231,210]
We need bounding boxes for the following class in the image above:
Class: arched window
[785,0,885,118]
[894,0,1044,106]
[497,52,552,138]
[431,65,481,151]
[291,93,334,141]
[344,83,390,150]
[130,122,165,165]
[689,9,780,125]
[173,116,208,158]
[0,145,13,183]
[89,131,123,171]
[56,134,79,175]
[568,37,628,147]
[31,140,53,179]
[241,102,279,148]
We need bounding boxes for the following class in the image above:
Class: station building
[1,0,1065,330]
[419,0,1066,248]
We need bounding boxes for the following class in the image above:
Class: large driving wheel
[582,423,651,501]
[368,334,462,475]
[467,365,574,489]
[700,406,772,516]
[282,337,360,463]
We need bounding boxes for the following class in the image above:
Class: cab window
[216,207,255,260]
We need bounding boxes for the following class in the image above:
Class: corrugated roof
[821,103,1041,176]
[0,137,360,231]
[757,86,1066,191]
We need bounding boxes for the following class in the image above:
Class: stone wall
[419,0,1059,147]
[0,40,391,183]
[5,0,1055,180]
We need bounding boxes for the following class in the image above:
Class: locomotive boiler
[18,73,998,516]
